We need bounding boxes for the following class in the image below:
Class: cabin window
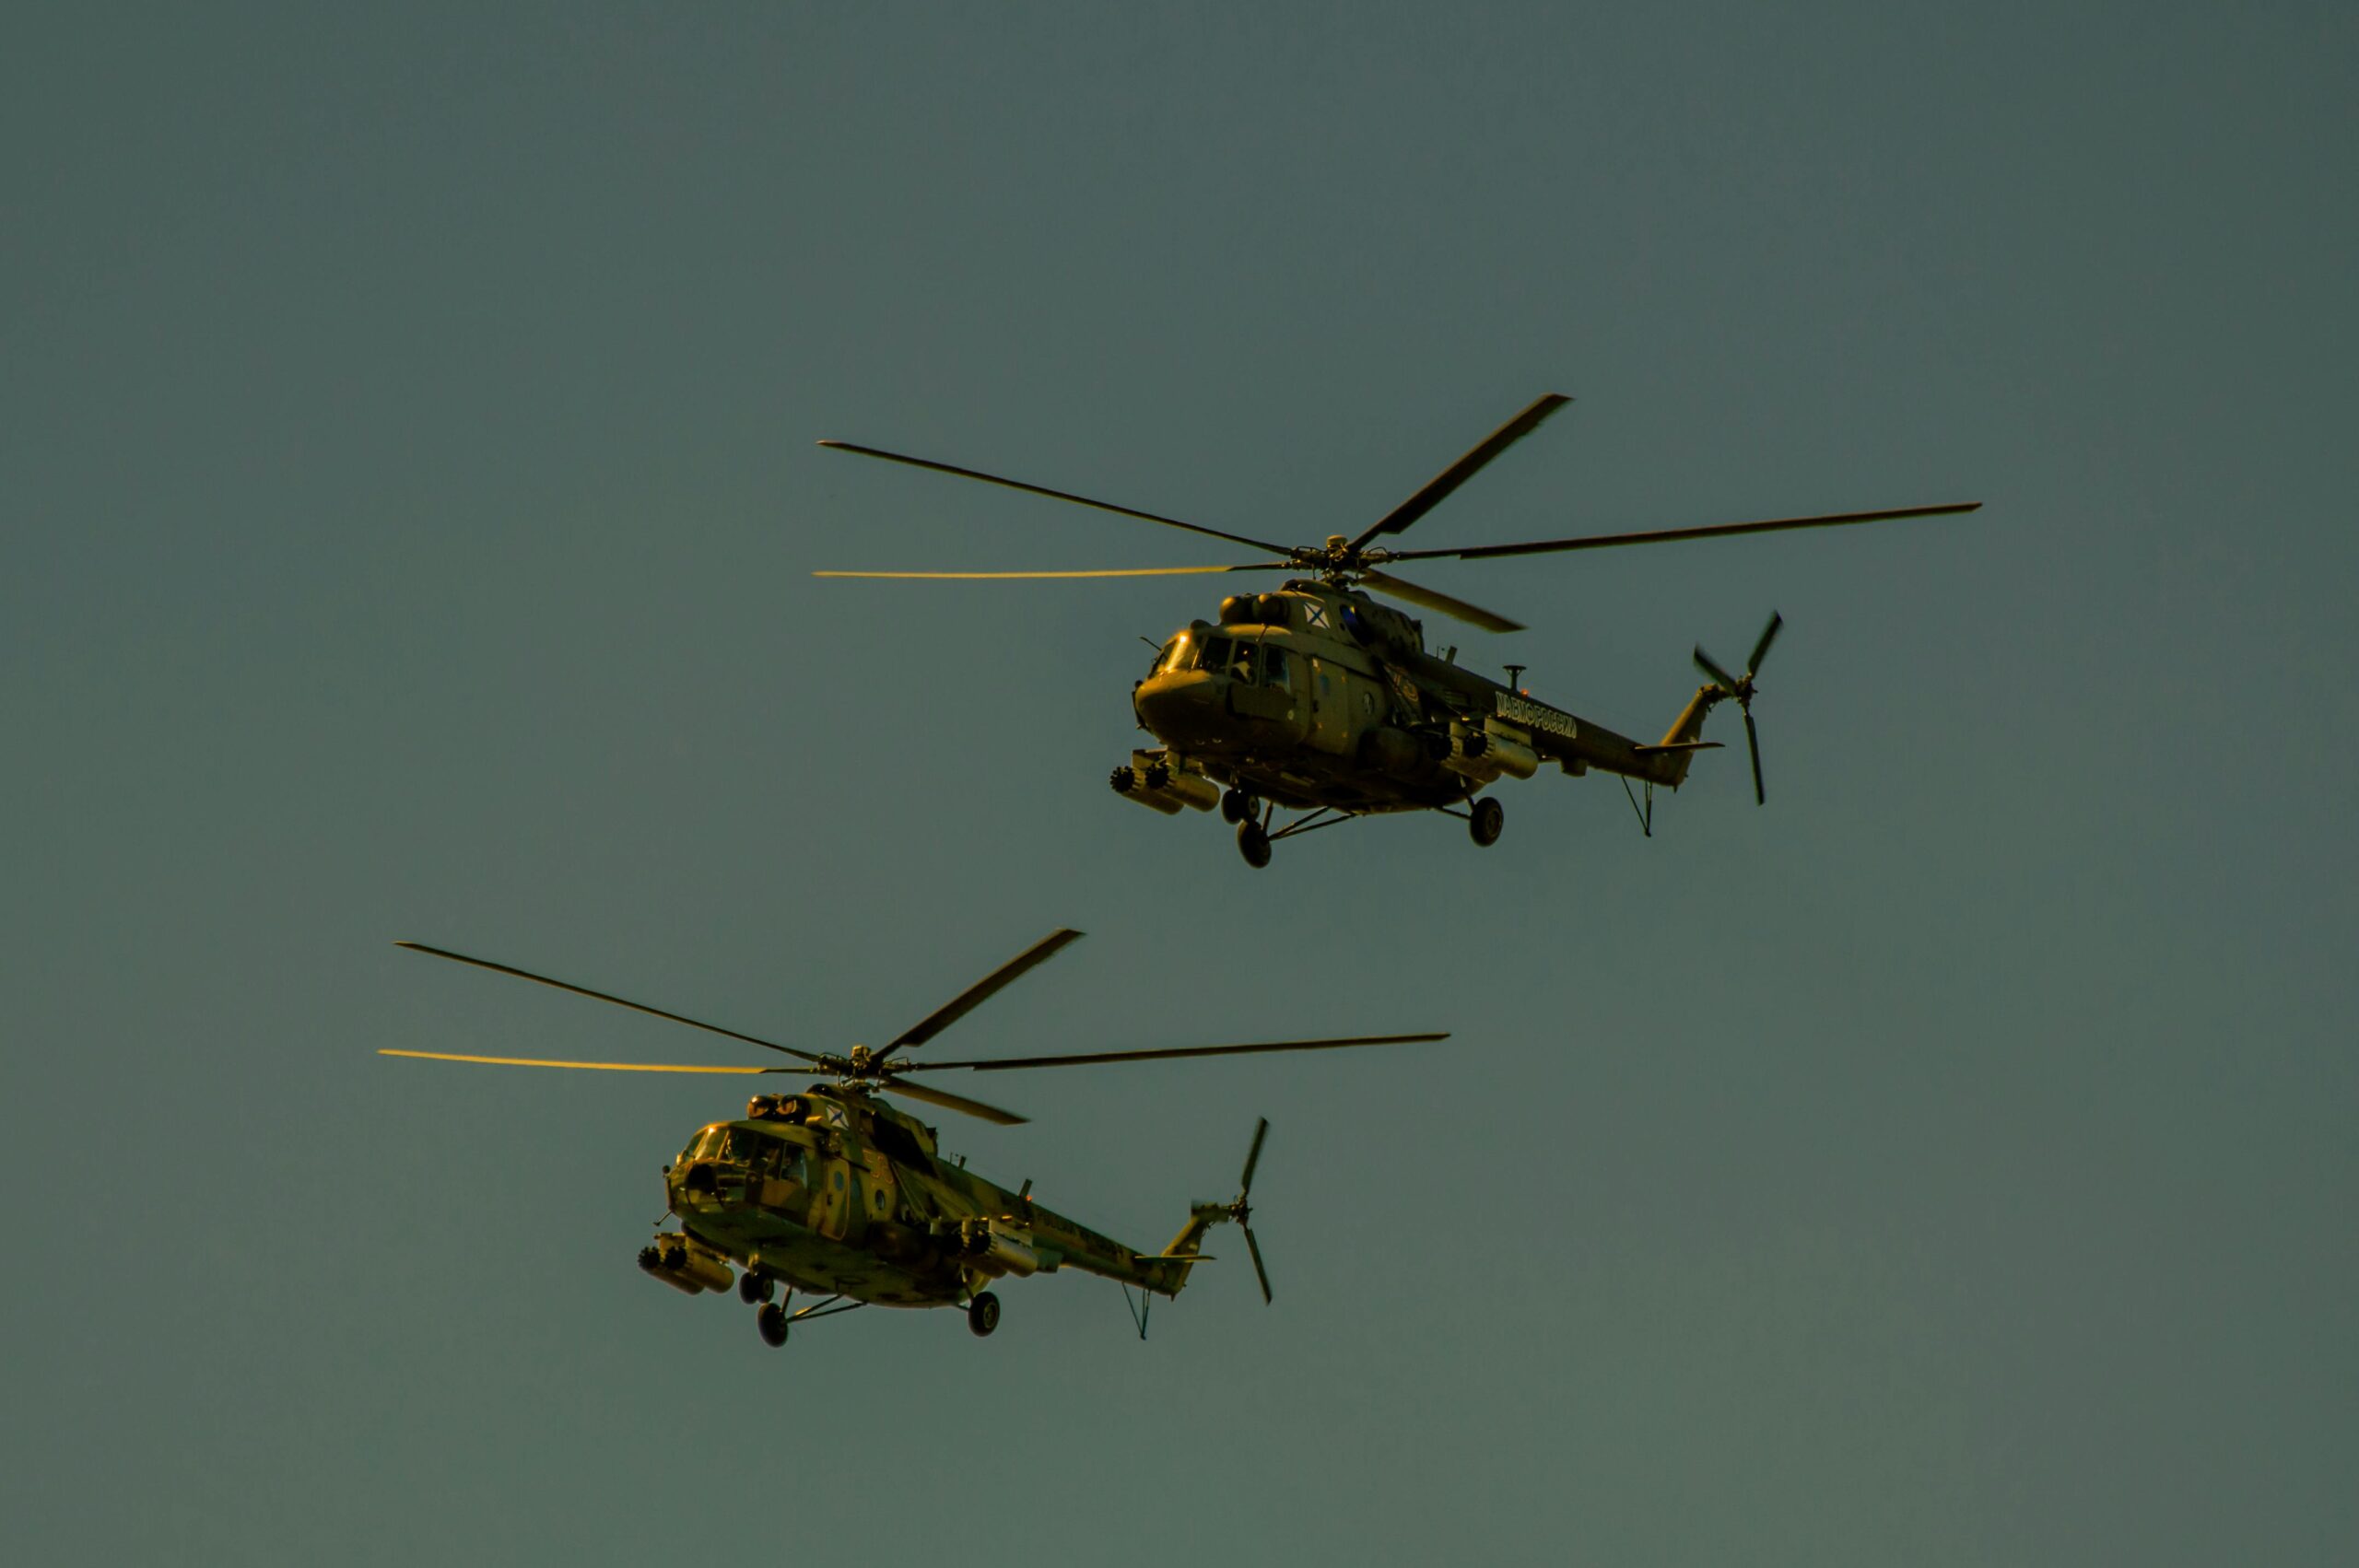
[870,1118,935,1172]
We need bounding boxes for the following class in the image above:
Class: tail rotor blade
[1238,1116,1269,1196]
[1694,646,1743,696]
[1743,709,1766,805]
[1242,1223,1273,1305]
[1747,611,1784,675]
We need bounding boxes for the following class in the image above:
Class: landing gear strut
[968,1291,1002,1338]
[1236,819,1273,870]
[1469,796,1505,848]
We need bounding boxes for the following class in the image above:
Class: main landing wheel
[968,1291,1002,1338]
[1237,820,1273,870]
[1470,796,1505,848]
[737,1270,772,1305]
[1221,788,1255,824]
[756,1302,789,1348]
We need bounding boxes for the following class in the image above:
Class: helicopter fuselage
[1124,579,1717,818]
[645,1084,1208,1311]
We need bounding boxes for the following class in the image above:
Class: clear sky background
[6,4,2353,1562]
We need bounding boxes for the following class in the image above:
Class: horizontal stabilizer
[1632,740,1724,755]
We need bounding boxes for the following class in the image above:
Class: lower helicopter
[384,929,1447,1346]
[818,392,1978,866]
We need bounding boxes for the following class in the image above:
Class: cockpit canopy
[1147,629,1295,691]
[676,1123,809,1186]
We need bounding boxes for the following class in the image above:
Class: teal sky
[6,5,2353,1562]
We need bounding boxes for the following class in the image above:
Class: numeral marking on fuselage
[1494,690,1577,740]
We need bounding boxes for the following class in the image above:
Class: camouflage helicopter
[384,930,1445,1347]
[818,394,1978,867]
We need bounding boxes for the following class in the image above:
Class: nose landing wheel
[968,1291,1002,1338]
[1221,788,1256,824]
[1236,819,1273,869]
[1469,796,1505,848]
[756,1302,789,1348]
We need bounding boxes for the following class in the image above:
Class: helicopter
[817,394,1979,867]
[383,929,1447,1347]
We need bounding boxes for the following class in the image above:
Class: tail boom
[1529,686,1725,789]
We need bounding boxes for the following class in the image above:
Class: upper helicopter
[384,929,1447,1348]
[818,394,1978,867]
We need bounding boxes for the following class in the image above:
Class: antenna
[1504,663,1526,689]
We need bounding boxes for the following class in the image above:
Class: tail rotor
[1694,611,1782,805]
[1230,1117,1273,1304]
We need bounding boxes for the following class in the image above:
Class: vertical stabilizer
[1649,685,1724,787]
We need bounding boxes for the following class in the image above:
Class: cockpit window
[1225,639,1259,684]
[683,1126,799,1169]
[1262,647,1293,691]
[1196,634,1232,673]
[1150,635,1190,676]
[722,1127,781,1164]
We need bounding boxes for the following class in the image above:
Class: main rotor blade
[1385,501,1982,563]
[816,564,1283,580]
[380,1049,789,1074]
[1239,1116,1269,1195]
[887,928,1086,1051]
[1348,393,1572,550]
[1747,611,1784,674]
[393,942,823,1064]
[877,1076,1029,1126]
[1359,568,1525,634]
[908,1031,1449,1073]
[1744,709,1766,806]
[1242,1223,1273,1305]
[816,439,1297,556]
